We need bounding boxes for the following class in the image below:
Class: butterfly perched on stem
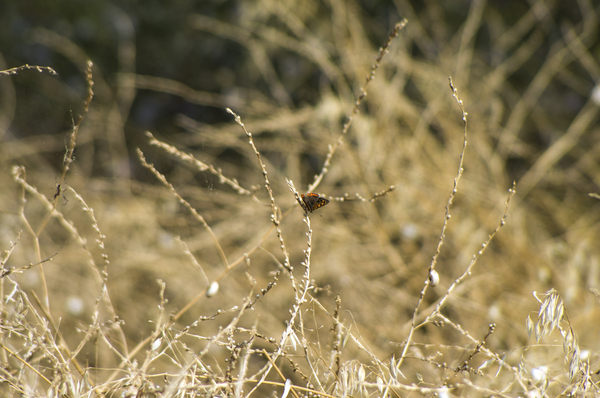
[301,193,330,213]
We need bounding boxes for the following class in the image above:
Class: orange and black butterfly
[301,192,330,213]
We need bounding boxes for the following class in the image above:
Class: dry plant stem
[107,10,135,183]
[0,343,52,386]
[303,340,327,392]
[459,379,513,398]
[37,60,94,236]
[12,167,47,304]
[331,295,342,379]
[137,281,168,378]
[11,62,93,311]
[309,296,385,369]
[427,311,529,394]
[172,222,279,320]
[178,238,210,286]
[10,170,108,288]
[0,64,58,76]
[0,236,60,278]
[7,174,127,389]
[407,187,522,390]
[227,108,292,270]
[0,236,19,346]
[369,186,397,202]
[162,294,253,398]
[397,77,468,368]
[170,379,337,398]
[262,349,301,398]
[496,16,596,160]
[137,149,229,270]
[10,168,135,392]
[249,214,313,395]
[10,170,126,368]
[158,378,310,398]
[235,320,258,397]
[29,290,86,377]
[9,288,83,394]
[284,178,307,296]
[360,380,452,396]
[327,186,397,204]
[516,94,599,202]
[441,324,496,386]
[104,221,282,387]
[105,137,286,387]
[308,19,407,192]
[67,187,127,352]
[31,28,95,75]
[425,184,515,326]
[261,0,345,103]
[127,74,265,110]
[145,131,252,195]
[453,0,486,85]
[31,29,128,181]
[434,312,525,387]
[286,178,308,216]
[189,13,347,101]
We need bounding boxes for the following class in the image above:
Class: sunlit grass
[1,1,599,396]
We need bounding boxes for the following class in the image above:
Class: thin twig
[397,77,468,368]
[145,131,252,195]
[309,20,407,192]
[137,149,229,270]
[227,108,292,270]
[0,64,58,76]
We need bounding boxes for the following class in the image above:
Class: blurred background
[1,0,599,395]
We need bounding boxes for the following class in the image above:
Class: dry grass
[1,1,600,397]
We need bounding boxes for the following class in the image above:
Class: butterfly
[301,192,330,213]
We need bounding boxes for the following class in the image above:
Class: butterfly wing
[301,193,329,213]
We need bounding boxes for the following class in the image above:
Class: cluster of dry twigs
[2,1,600,397]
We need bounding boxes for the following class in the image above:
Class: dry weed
[1,1,599,397]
